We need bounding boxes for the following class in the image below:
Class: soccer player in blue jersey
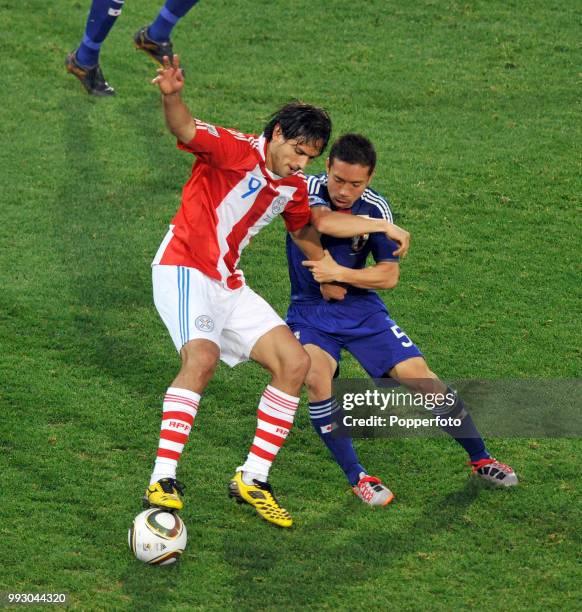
[287,133,518,506]
[66,0,200,95]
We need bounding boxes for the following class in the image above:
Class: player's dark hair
[329,133,377,175]
[263,101,332,153]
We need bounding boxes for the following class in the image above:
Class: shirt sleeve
[177,120,252,169]
[306,174,330,208]
[308,194,330,209]
[282,183,311,232]
[371,234,399,263]
[367,193,400,263]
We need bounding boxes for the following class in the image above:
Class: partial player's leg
[249,325,310,396]
[145,264,227,511]
[66,0,122,95]
[219,289,311,527]
[145,338,219,510]
[348,315,517,486]
[303,343,394,507]
[226,325,309,528]
[134,0,200,66]
[388,357,518,487]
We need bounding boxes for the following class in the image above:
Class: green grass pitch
[1,0,580,609]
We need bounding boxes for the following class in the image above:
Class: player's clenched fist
[152,54,184,95]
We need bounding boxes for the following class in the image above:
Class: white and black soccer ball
[128,509,187,565]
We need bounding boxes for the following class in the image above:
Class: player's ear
[367,167,375,184]
[325,157,331,173]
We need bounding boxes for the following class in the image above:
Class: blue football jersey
[286,173,399,306]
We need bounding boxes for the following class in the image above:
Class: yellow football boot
[144,478,185,511]
[228,472,293,528]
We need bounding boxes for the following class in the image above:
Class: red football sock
[238,385,299,482]
[150,387,199,484]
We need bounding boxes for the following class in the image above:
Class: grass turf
[1,0,580,609]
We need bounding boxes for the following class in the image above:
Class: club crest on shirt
[351,234,370,252]
[271,196,287,215]
[195,315,215,332]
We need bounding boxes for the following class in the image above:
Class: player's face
[267,125,323,177]
[325,159,374,209]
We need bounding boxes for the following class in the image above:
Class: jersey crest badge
[351,234,370,252]
[271,196,287,215]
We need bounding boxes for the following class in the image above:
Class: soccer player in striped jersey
[289,134,518,505]
[66,0,200,95]
[143,57,411,527]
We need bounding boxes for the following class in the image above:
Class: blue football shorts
[286,300,423,378]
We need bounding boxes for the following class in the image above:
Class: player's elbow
[167,120,196,145]
[311,214,326,234]
[175,127,197,145]
[379,268,400,290]
[311,212,335,236]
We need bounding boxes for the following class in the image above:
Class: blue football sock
[309,398,365,486]
[434,389,491,462]
[148,0,200,43]
[76,0,125,67]
[75,0,125,67]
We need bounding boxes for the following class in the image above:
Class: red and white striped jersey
[153,119,311,290]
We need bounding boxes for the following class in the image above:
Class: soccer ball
[128,509,187,565]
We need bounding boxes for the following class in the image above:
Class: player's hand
[320,283,347,301]
[152,54,184,95]
[384,223,410,258]
[302,250,344,283]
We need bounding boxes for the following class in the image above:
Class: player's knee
[406,361,430,377]
[281,348,310,386]
[387,357,446,395]
[305,366,328,398]
[304,368,317,393]
[180,341,219,379]
[399,367,444,395]
[293,348,312,382]
[415,379,439,395]
[391,358,432,384]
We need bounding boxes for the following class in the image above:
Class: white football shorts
[152,264,287,367]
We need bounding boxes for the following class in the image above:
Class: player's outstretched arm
[303,250,400,290]
[152,54,196,144]
[310,207,410,257]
